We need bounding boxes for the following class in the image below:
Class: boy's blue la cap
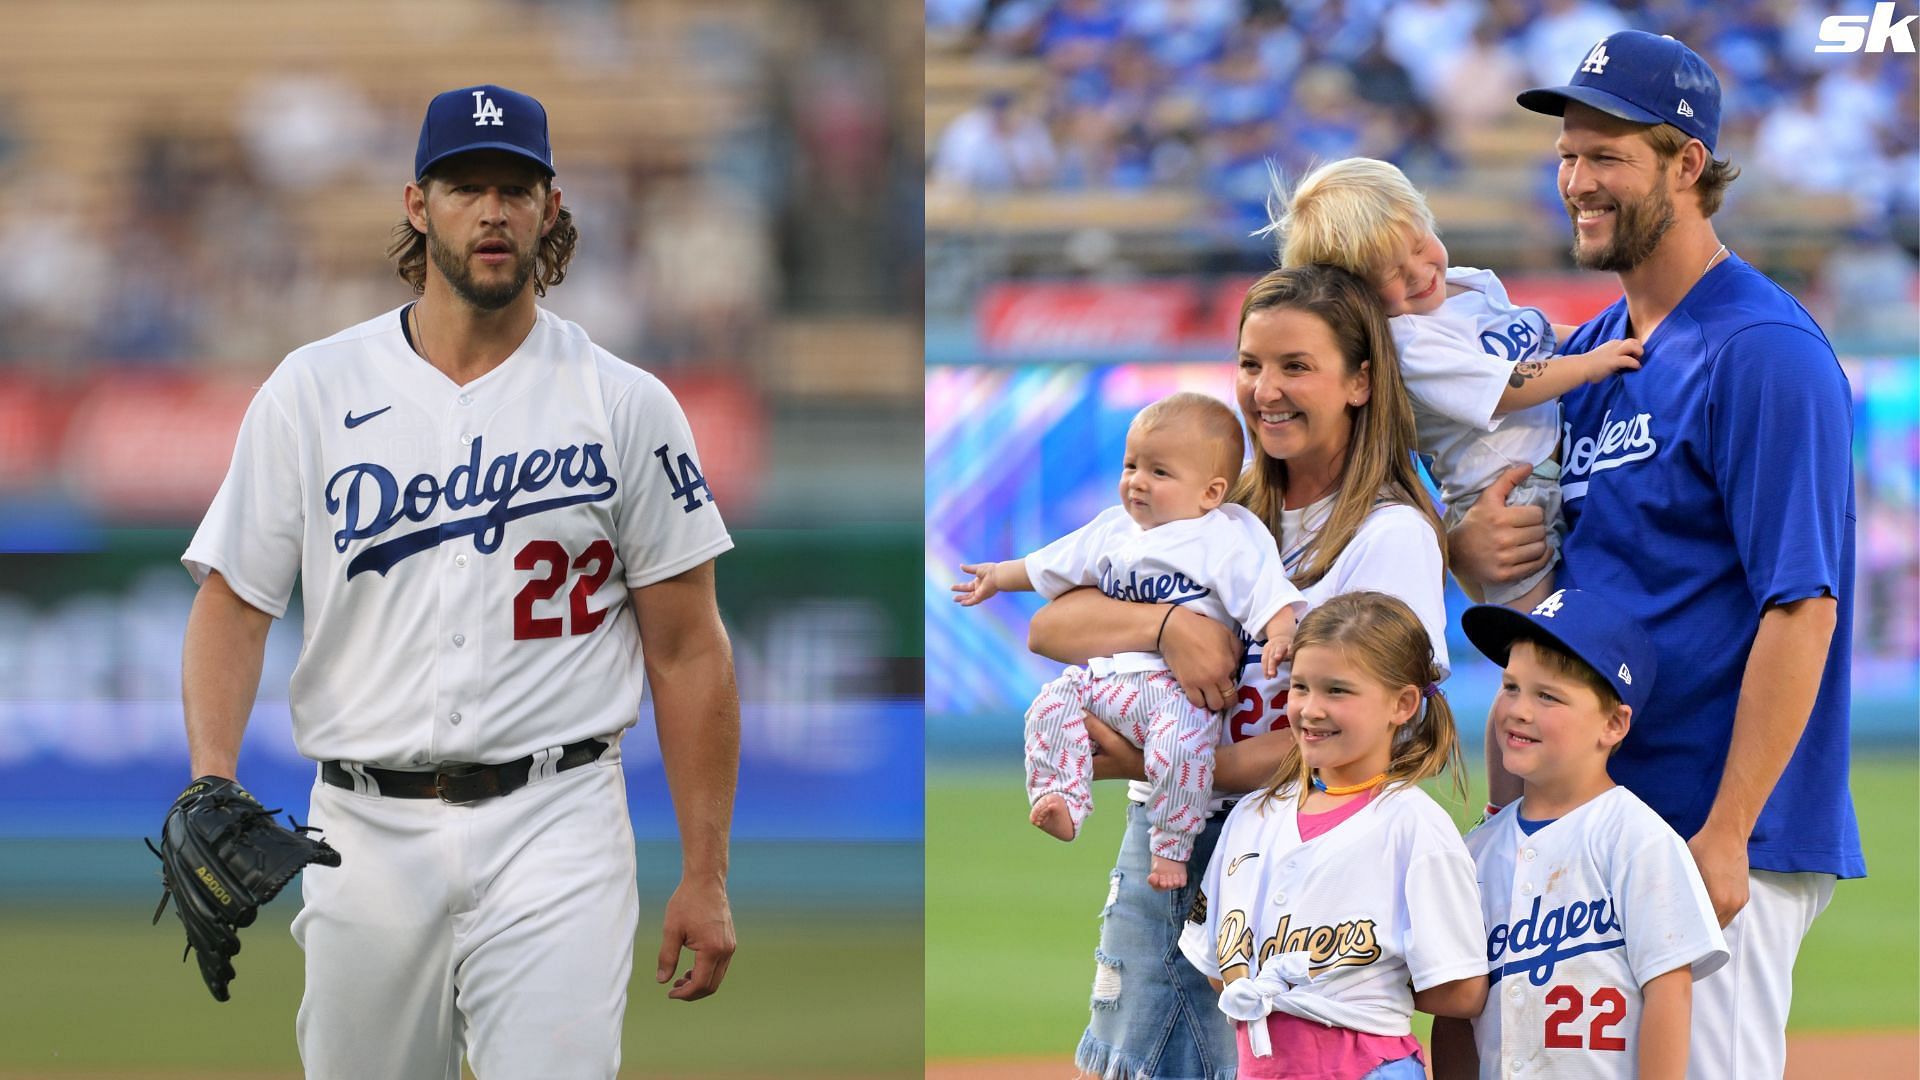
[1461,588,1657,718]
[415,84,555,181]
[1517,30,1721,153]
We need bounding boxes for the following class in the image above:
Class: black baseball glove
[146,776,341,1001]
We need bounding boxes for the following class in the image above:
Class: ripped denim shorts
[1075,800,1236,1080]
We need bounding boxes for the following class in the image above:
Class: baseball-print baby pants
[293,754,639,1080]
[1024,666,1217,862]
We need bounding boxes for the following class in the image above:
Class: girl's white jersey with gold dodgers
[1178,782,1487,1036]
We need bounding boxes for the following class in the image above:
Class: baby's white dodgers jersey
[1466,787,1727,1075]
[1388,265,1561,508]
[1023,503,1307,677]
[1178,784,1487,1036]
[184,306,733,767]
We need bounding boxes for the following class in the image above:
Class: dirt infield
[926,1030,1920,1080]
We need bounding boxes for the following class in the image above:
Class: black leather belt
[320,737,610,804]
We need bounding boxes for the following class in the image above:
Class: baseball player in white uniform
[955,393,1306,889]
[1432,589,1727,1078]
[177,84,740,1079]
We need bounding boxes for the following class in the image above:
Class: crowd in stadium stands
[0,5,917,372]
[929,0,1919,251]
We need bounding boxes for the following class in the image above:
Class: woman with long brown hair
[1028,263,1454,1079]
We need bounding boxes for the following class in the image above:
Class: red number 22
[1543,984,1627,1051]
[513,539,615,640]
[1228,687,1289,742]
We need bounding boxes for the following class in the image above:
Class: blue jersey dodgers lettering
[1485,894,1623,986]
[1099,566,1212,605]
[1560,406,1658,499]
[326,435,617,579]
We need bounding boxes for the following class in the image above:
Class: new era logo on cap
[415,84,555,180]
[1517,30,1722,153]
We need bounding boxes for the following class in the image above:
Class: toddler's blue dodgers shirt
[1557,253,1863,879]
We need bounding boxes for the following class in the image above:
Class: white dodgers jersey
[1388,265,1561,507]
[184,305,733,767]
[1178,784,1487,1036]
[1225,497,1450,755]
[1465,787,1728,1075]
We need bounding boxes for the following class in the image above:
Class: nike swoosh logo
[344,406,393,429]
[1228,853,1260,875]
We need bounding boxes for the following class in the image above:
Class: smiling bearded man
[1446,31,1863,1080]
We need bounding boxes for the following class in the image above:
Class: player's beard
[425,219,536,311]
[1567,183,1674,274]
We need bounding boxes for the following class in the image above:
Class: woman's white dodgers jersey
[183,305,733,768]
[1179,783,1486,1036]
[1466,786,1728,1074]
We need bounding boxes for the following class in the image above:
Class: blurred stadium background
[0,2,921,1076]
[923,0,1919,1069]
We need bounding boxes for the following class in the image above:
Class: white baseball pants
[1024,666,1216,862]
[293,756,639,1080]
[1687,868,1836,1080]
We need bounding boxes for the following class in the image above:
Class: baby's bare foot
[1148,855,1187,891]
[1029,794,1077,841]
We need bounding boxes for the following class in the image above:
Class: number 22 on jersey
[1543,984,1627,1051]
[513,539,615,640]
[1229,685,1288,742]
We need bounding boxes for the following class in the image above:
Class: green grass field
[0,842,922,1078]
[926,754,1920,1061]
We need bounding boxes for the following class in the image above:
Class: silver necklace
[409,304,432,363]
[1702,243,1728,277]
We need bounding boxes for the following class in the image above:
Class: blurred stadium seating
[925,0,1918,289]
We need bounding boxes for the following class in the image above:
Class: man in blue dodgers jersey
[178,85,739,1078]
[1448,31,1861,1078]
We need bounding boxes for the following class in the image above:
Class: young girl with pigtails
[1178,591,1489,1079]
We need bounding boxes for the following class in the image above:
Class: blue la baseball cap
[1517,30,1721,153]
[415,84,555,181]
[1461,588,1657,718]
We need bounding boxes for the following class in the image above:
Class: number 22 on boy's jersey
[1542,984,1628,1051]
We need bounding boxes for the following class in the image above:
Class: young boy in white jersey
[953,392,1307,890]
[1271,157,1645,608]
[1431,588,1728,1079]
